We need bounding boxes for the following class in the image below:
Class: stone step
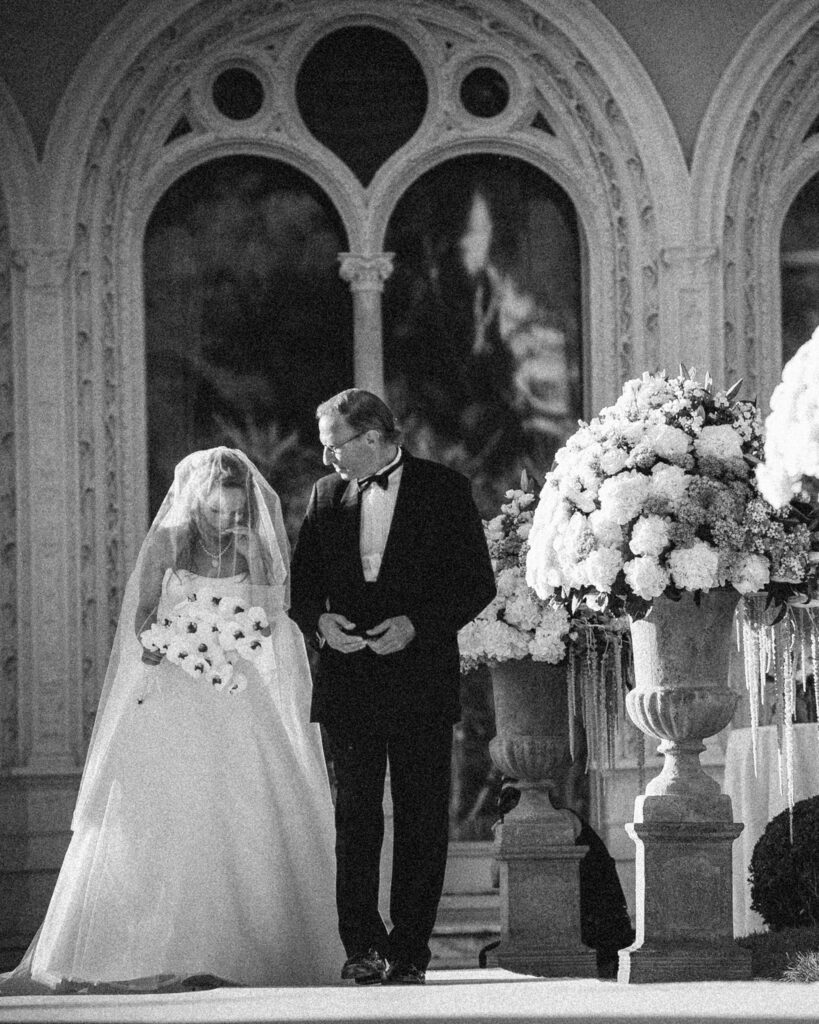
[431,891,500,969]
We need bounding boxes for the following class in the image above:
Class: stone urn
[619,590,751,983]
[488,656,596,978]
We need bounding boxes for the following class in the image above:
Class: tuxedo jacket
[289,452,496,731]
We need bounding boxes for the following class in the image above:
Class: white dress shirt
[359,448,403,582]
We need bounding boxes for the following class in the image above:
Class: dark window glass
[143,156,352,537]
[384,155,584,841]
[460,66,510,119]
[781,172,819,365]
[296,26,427,186]
[212,67,265,121]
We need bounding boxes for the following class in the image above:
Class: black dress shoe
[384,961,426,985]
[340,948,388,985]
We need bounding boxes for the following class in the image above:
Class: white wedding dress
[2,570,342,993]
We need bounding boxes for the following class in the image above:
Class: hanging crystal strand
[771,622,785,798]
[568,641,577,762]
[604,634,617,770]
[810,609,819,728]
[741,603,761,776]
[579,632,593,774]
[587,626,600,774]
[781,617,796,842]
[613,633,624,768]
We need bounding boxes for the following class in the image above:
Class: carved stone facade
[1,0,818,962]
[0,189,15,772]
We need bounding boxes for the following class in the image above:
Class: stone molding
[692,0,819,403]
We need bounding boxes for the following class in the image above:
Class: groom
[290,389,495,985]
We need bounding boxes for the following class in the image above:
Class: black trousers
[325,716,453,970]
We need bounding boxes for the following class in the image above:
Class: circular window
[212,67,265,121]
[459,67,510,119]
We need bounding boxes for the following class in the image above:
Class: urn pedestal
[618,591,752,983]
[489,658,596,978]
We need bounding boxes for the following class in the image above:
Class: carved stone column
[11,246,79,775]
[338,253,394,396]
[660,246,720,375]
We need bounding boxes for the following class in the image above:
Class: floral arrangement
[459,476,634,769]
[526,368,813,619]
[458,479,572,672]
[756,326,819,509]
[140,591,270,695]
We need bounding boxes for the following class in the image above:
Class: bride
[1,448,342,993]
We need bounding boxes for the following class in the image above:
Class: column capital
[11,246,72,292]
[338,252,395,292]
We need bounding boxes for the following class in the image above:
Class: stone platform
[1,970,817,1024]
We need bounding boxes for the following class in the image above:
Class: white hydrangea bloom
[726,552,770,595]
[667,541,720,591]
[623,556,670,600]
[598,472,650,525]
[757,326,819,506]
[652,425,692,463]
[694,424,744,462]
[582,546,624,592]
[629,514,671,557]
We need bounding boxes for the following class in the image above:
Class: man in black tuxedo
[290,389,495,985]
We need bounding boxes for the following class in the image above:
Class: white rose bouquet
[458,478,572,673]
[140,591,270,695]
[526,368,813,619]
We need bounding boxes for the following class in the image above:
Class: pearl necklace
[198,536,232,568]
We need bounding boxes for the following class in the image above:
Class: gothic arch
[692,0,819,405]
[0,81,38,766]
[38,0,688,725]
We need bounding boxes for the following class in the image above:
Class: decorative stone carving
[11,246,77,772]
[711,16,819,403]
[660,246,719,375]
[0,200,17,769]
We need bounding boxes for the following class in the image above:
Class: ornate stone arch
[0,81,38,767]
[692,0,819,405]
[38,0,687,744]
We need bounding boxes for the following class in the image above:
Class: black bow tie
[357,456,403,494]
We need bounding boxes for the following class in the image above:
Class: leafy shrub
[749,795,819,930]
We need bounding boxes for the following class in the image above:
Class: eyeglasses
[323,431,365,458]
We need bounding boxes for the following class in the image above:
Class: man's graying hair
[317,389,402,444]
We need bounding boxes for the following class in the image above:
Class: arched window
[384,154,582,517]
[143,155,352,535]
[781,171,819,365]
